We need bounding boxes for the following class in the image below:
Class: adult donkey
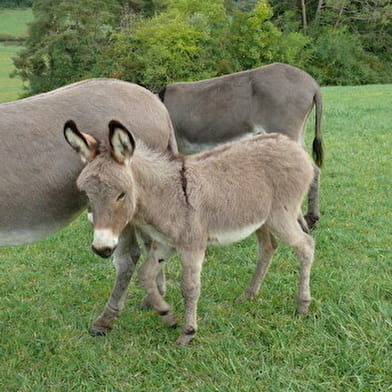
[65,119,315,345]
[1,78,177,329]
[159,62,323,229]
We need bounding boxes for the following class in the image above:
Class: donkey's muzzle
[92,245,115,258]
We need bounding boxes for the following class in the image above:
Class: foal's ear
[64,120,99,163]
[108,120,135,165]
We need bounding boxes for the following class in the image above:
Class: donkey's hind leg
[269,212,315,314]
[138,241,177,327]
[237,225,277,302]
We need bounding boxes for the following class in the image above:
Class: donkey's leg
[176,248,205,345]
[91,224,139,336]
[269,214,315,314]
[137,232,167,309]
[138,242,176,327]
[305,165,321,230]
[237,226,278,302]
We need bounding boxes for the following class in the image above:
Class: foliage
[99,0,311,90]
[101,0,230,90]
[8,0,392,93]
[0,83,391,391]
[268,0,392,85]
[12,0,121,93]
[308,26,384,85]
[0,0,34,9]
[228,2,311,72]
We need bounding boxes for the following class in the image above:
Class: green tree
[13,0,122,94]
[228,1,310,71]
[268,0,392,85]
[0,0,34,8]
[100,0,231,90]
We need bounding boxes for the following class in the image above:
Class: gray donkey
[64,119,315,345]
[1,79,177,334]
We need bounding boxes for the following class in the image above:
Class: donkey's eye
[117,192,126,201]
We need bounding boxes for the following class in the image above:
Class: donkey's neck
[130,147,187,231]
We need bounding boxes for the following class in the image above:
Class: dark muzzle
[92,245,115,258]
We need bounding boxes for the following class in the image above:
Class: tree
[13,0,124,94]
[0,0,34,8]
[99,0,232,90]
[228,1,310,71]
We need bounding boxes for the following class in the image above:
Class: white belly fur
[208,221,264,247]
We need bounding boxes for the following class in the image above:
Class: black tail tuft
[312,137,323,168]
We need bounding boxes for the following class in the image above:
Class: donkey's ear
[108,120,135,165]
[64,120,99,163]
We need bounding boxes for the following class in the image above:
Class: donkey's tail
[312,88,324,168]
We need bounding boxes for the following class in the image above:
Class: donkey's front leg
[137,231,167,309]
[138,242,176,327]
[176,248,205,345]
[91,224,139,336]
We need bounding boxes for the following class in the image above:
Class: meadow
[0,85,391,390]
[0,8,32,102]
[0,9,391,392]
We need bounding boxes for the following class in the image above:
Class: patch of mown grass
[0,43,25,102]
[0,84,391,391]
[0,8,33,38]
[0,8,32,102]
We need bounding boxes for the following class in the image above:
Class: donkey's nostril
[92,245,115,258]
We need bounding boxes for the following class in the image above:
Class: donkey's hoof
[235,292,256,304]
[162,313,177,328]
[90,326,110,337]
[304,214,319,230]
[175,333,195,345]
[297,300,311,315]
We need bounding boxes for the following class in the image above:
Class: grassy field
[0,81,391,391]
[0,43,26,102]
[0,8,33,38]
[0,8,32,102]
[0,9,391,392]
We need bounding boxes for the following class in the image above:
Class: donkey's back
[186,133,314,237]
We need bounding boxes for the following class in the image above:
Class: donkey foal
[64,120,315,345]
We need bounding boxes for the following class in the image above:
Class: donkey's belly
[0,211,83,247]
[0,227,56,246]
[208,221,264,247]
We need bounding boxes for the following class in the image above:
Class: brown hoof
[175,333,195,345]
[90,325,111,337]
[162,313,177,328]
[304,214,319,230]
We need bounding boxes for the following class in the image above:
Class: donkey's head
[64,120,137,258]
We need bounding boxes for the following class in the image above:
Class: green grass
[0,8,33,38]
[0,8,32,102]
[0,43,26,102]
[0,84,391,391]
